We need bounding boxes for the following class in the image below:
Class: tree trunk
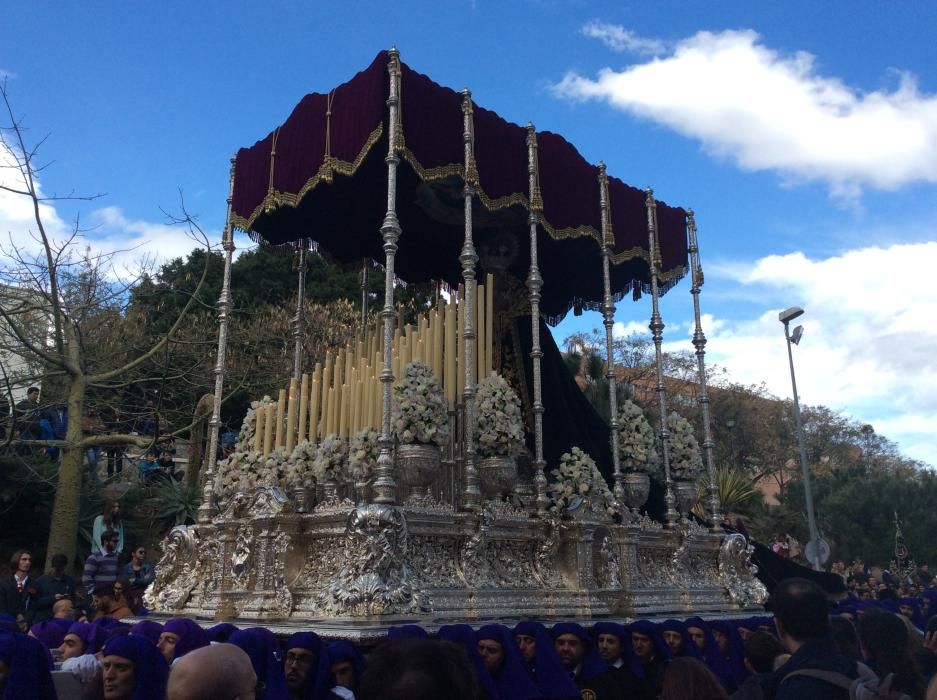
[186,393,213,490]
[44,373,86,572]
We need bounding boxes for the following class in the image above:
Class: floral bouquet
[666,411,703,480]
[549,446,619,518]
[392,361,450,446]
[617,400,659,475]
[474,372,524,458]
[348,427,379,483]
[218,447,289,498]
[286,439,318,489]
[310,433,348,483]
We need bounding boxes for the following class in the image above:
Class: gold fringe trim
[230,124,384,233]
[233,125,685,279]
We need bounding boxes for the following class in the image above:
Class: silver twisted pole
[598,163,624,504]
[645,188,678,528]
[292,244,307,380]
[526,124,549,514]
[372,48,403,505]
[199,156,237,524]
[687,211,723,530]
[460,89,481,511]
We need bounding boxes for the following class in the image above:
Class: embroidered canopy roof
[231,50,688,323]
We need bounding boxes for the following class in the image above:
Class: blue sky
[3,2,936,465]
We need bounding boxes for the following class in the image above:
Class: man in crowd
[52,597,76,621]
[31,552,77,622]
[167,643,257,700]
[552,622,621,699]
[284,632,329,699]
[92,585,133,621]
[0,549,34,618]
[767,577,858,699]
[82,529,120,597]
[14,386,41,442]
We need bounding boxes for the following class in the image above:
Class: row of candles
[252,274,495,455]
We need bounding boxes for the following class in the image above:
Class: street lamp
[779,306,823,571]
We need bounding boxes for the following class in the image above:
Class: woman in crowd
[92,498,125,555]
[661,657,728,700]
[858,609,927,700]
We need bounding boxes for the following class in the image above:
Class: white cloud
[612,319,648,338]
[697,241,937,466]
[581,21,667,56]
[554,28,937,196]
[1,144,230,280]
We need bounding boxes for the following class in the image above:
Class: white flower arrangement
[392,361,450,446]
[548,446,619,519]
[218,446,290,498]
[617,400,659,475]
[474,372,525,458]
[310,433,348,483]
[216,396,290,498]
[286,439,318,489]
[666,411,703,480]
[348,427,379,483]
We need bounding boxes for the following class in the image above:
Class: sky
[3,2,936,466]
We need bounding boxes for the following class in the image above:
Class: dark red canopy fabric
[231,51,687,323]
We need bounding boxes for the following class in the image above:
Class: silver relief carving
[317,504,423,615]
[719,533,768,608]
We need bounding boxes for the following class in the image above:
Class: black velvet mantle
[231,51,688,324]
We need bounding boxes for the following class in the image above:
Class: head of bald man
[167,643,257,700]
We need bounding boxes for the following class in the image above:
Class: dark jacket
[31,572,77,621]
[766,637,858,700]
[0,574,31,617]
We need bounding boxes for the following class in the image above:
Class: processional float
[146,49,765,634]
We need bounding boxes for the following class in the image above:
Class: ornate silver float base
[145,488,766,627]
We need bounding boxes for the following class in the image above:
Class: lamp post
[779,306,822,571]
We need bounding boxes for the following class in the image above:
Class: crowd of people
[2,573,937,699]
[3,387,179,484]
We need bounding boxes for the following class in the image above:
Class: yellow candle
[477,284,486,382]
[263,403,275,456]
[285,378,298,452]
[321,353,333,438]
[392,350,400,381]
[253,401,265,453]
[310,377,320,443]
[445,301,456,404]
[456,288,464,399]
[433,308,443,382]
[338,383,348,438]
[486,273,494,376]
[298,373,310,444]
[334,381,343,436]
[327,387,336,436]
[274,388,286,449]
[352,378,361,433]
[365,375,374,429]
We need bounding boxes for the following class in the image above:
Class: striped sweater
[82,552,119,594]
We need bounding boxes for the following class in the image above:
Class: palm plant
[692,465,760,519]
